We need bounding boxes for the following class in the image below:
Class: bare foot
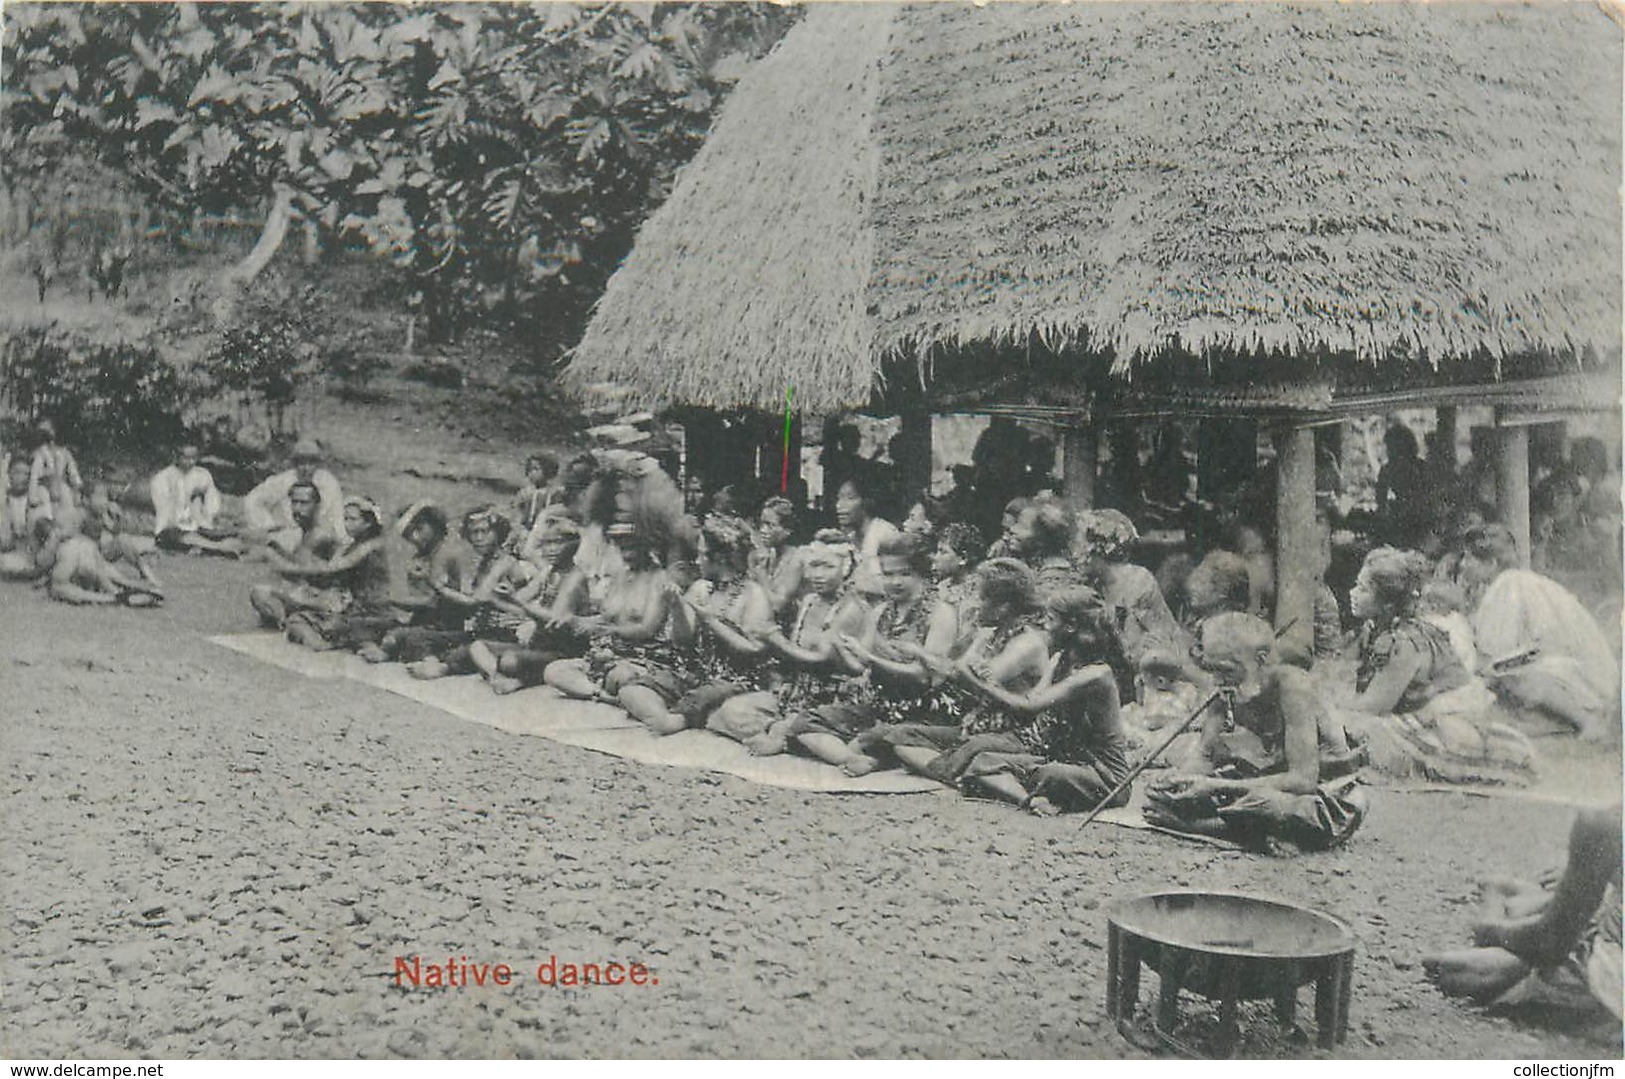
[490,674,524,696]
[356,643,388,664]
[1422,947,1531,1001]
[645,713,687,736]
[1026,796,1060,817]
[743,734,786,757]
[409,659,449,680]
[842,756,879,777]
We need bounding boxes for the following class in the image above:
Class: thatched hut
[566,2,1622,640]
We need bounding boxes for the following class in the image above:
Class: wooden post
[1062,424,1098,509]
[1494,409,1532,568]
[898,405,933,506]
[1274,423,1317,652]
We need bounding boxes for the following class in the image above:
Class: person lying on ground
[48,507,164,607]
[615,516,773,735]
[247,481,342,627]
[474,516,587,694]
[748,496,805,616]
[150,442,242,557]
[783,532,956,771]
[845,557,1052,782]
[404,508,518,677]
[957,586,1136,816]
[282,497,391,650]
[1143,612,1367,852]
[241,439,345,554]
[713,530,871,754]
[1423,803,1621,1028]
[1339,546,1535,787]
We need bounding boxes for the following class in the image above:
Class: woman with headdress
[841,557,1054,781]
[541,459,689,702]
[957,586,1139,814]
[777,532,955,769]
[710,529,872,753]
[1075,508,1187,667]
[1340,546,1537,785]
[612,515,774,734]
[283,496,392,650]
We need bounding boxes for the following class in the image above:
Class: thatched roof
[567,3,1623,414]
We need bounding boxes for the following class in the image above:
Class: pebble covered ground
[3,558,1620,1059]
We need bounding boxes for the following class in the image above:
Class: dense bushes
[0,325,190,464]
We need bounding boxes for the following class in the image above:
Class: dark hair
[403,504,449,542]
[700,516,754,571]
[1002,496,1032,520]
[1046,586,1135,698]
[1384,424,1419,459]
[1187,551,1251,615]
[937,521,987,565]
[976,557,1038,618]
[1023,499,1074,559]
[461,507,513,546]
[760,496,796,529]
[289,480,320,504]
[1462,523,1519,572]
[876,531,932,577]
[343,499,384,544]
[525,453,560,481]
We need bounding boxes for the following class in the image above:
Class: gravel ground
[3,557,1620,1059]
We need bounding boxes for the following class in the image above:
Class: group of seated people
[7,428,1620,854]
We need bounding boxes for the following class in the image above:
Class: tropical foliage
[2,2,796,349]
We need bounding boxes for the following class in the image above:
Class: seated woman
[984,497,1031,560]
[1075,508,1188,667]
[748,496,805,616]
[1144,612,1368,853]
[957,586,1135,815]
[1457,524,1620,742]
[1340,547,1536,786]
[843,557,1051,782]
[1424,803,1621,1028]
[710,530,870,753]
[931,522,987,655]
[403,508,521,677]
[539,471,679,705]
[85,483,164,592]
[349,503,470,661]
[834,476,901,604]
[473,517,588,694]
[283,497,393,651]
[778,533,956,770]
[1011,497,1085,594]
[609,516,773,734]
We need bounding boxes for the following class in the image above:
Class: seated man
[242,439,344,554]
[85,483,164,592]
[1424,804,1621,1029]
[150,442,242,557]
[247,481,342,627]
[1144,612,1367,852]
[48,507,164,606]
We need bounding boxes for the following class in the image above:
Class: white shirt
[150,464,222,534]
[243,468,345,538]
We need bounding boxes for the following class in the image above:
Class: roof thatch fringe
[567,2,1621,413]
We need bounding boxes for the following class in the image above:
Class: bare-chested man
[48,507,164,606]
[248,481,341,626]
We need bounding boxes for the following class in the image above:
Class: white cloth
[150,464,221,535]
[243,468,345,538]
[850,516,900,599]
